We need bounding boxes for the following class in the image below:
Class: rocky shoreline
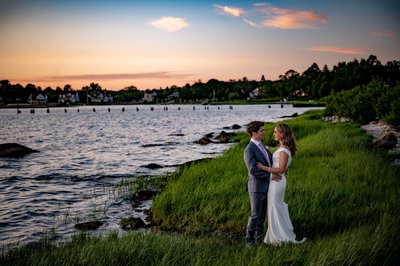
[323,116,400,166]
[361,120,400,166]
[73,125,242,232]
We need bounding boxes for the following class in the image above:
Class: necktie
[258,143,271,166]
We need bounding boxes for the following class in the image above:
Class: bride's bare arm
[256,162,282,181]
[256,162,268,171]
[257,151,288,175]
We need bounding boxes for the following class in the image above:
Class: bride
[257,124,306,245]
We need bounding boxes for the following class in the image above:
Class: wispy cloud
[32,72,195,82]
[307,46,367,55]
[214,4,245,17]
[149,17,190,32]
[243,18,261,28]
[371,30,396,38]
[215,3,326,30]
[255,3,327,29]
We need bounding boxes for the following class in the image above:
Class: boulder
[224,124,241,130]
[0,143,39,157]
[214,131,237,143]
[374,132,397,150]
[280,113,298,118]
[119,217,146,230]
[323,116,351,123]
[169,133,185,137]
[194,136,213,145]
[205,132,214,138]
[75,220,103,230]
[132,190,157,201]
[141,163,164,169]
[144,209,155,225]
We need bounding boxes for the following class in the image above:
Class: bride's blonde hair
[276,124,297,156]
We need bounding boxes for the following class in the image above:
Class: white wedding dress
[263,147,306,245]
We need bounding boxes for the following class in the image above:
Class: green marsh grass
[1,110,399,265]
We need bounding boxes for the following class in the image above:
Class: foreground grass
[1,110,399,265]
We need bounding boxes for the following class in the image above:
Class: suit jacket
[243,141,272,193]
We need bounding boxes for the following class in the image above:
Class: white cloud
[214,4,245,17]
[217,3,326,30]
[150,17,190,32]
[257,5,327,29]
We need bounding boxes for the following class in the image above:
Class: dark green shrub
[325,80,395,124]
[375,83,400,128]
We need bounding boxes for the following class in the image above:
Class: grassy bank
[1,110,399,265]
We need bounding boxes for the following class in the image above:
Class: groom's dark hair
[246,121,264,137]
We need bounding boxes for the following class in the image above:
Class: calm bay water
[0,104,319,249]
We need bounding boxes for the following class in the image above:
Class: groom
[243,121,280,247]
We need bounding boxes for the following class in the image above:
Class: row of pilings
[16,104,283,114]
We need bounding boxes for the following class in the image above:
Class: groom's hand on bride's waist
[272,173,282,182]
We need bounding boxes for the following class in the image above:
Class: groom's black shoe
[245,240,256,248]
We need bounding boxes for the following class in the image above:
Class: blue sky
[0,0,399,90]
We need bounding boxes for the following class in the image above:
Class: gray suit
[243,141,272,245]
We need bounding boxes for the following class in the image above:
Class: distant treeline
[1,55,399,105]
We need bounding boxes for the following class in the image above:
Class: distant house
[75,92,80,103]
[167,91,180,102]
[292,89,306,97]
[36,94,47,104]
[29,93,48,104]
[248,88,260,99]
[58,93,76,105]
[143,91,157,103]
[89,92,113,104]
[90,93,102,103]
[143,93,152,103]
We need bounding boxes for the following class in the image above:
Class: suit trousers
[246,191,268,244]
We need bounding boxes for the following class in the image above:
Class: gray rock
[205,133,214,138]
[280,113,298,118]
[142,163,164,169]
[0,143,39,157]
[214,131,237,143]
[75,220,103,230]
[194,136,214,145]
[374,132,397,150]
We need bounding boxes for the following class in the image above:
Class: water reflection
[0,104,320,249]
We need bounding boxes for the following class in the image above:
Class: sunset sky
[0,0,399,91]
